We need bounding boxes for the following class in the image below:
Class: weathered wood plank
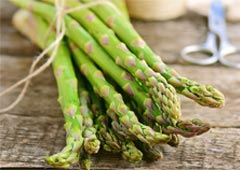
[0,0,17,21]
[0,55,62,118]
[1,55,239,127]
[0,0,37,56]
[0,21,38,56]
[1,114,239,169]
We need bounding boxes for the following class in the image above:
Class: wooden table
[1,1,240,169]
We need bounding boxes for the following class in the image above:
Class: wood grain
[0,0,240,169]
[1,114,239,169]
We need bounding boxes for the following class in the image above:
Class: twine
[0,0,121,113]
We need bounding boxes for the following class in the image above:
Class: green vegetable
[42,0,181,122]
[88,84,122,153]
[69,40,171,145]
[109,0,129,20]
[81,0,225,108]
[88,86,142,162]
[120,141,143,163]
[13,0,205,139]
[136,142,163,161]
[77,73,100,154]
[80,152,91,170]
[13,10,83,168]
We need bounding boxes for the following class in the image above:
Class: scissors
[181,0,240,68]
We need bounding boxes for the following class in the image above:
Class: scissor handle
[219,43,240,69]
[181,45,218,65]
[181,32,218,65]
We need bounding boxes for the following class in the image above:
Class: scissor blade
[209,0,226,35]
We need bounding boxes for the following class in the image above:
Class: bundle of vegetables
[9,0,225,169]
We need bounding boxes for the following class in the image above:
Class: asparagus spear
[68,40,171,145]
[88,73,136,153]
[88,87,143,162]
[78,49,142,162]
[167,134,180,147]
[109,0,129,20]
[77,72,100,154]
[87,76,130,153]
[13,10,83,168]
[120,140,143,163]
[81,0,225,108]
[122,89,209,138]
[80,151,91,170]
[96,115,122,153]
[136,142,163,161]
[41,0,181,122]
[106,107,143,162]
[96,116,143,163]
[126,100,180,146]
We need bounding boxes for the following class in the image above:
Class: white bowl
[126,0,187,21]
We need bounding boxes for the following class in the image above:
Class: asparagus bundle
[13,10,84,168]
[10,0,225,169]
[81,0,225,108]
[15,0,209,139]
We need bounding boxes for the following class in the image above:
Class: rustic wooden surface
[1,0,240,169]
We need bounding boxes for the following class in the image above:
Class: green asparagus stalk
[127,100,180,146]
[81,0,225,108]
[88,87,142,162]
[96,119,142,162]
[167,134,180,147]
[80,151,91,170]
[121,88,209,139]
[41,0,181,122]
[86,78,123,153]
[96,116,143,163]
[143,146,163,161]
[77,73,101,154]
[107,108,158,162]
[68,40,171,145]
[105,108,143,162]
[109,0,129,20]
[120,140,143,163]
[87,83,127,162]
[13,10,83,168]
[136,142,163,161]
[96,115,122,153]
